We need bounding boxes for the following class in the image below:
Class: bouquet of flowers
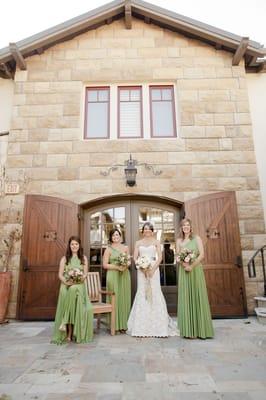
[176,248,196,264]
[136,255,154,303]
[135,255,153,270]
[64,267,84,285]
[113,252,131,272]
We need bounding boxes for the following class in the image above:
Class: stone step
[254,296,266,307]
[255,307,266,325]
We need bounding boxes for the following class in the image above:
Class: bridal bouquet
[136,255,153,303]
[64,267,84,285]
[114,252,131,272]
[135,255,153,270]
[176,248,196,271]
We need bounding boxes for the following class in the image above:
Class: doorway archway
[82,195,183,313]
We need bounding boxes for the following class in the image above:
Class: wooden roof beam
[9,42,27,70]
[0,63,14,79]
[125,1,132,29]
[247,55,258,67]
[36,47,44,55]
[144,16,151,24]
[232,37,249,66]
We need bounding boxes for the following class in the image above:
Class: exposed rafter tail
[125,0,132,29]
[232,37,249,66]
[9,42,27,70]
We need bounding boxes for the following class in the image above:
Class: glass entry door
[84,199,180,313]
[85,202,130,289]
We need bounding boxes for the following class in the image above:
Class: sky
[0,0,266,50]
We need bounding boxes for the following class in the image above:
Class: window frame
[84,86,110,140]
[149,85,177,139]
[117,85,143,139]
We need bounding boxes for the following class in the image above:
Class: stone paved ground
[0,318,265,400]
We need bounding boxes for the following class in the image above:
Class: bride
[127,222,178,337]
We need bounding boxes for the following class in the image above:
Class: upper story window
[84,87,110,139]
[150,86,177,138]
[118,86,143,138]
[84,84,177,139]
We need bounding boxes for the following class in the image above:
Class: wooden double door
[18,192,247,320]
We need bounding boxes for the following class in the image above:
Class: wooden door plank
[18,195,79,320]
[185,191,247,317]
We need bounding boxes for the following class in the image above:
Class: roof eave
[0,0,265,78]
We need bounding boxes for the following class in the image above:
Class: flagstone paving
[0,318,265,399]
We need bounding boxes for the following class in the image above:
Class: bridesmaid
[51,236,93,344]
[176,218,214,339]
[103,228,131,333]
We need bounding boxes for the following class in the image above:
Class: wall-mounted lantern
[100,154,161,186]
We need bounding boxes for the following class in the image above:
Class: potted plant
[0,228,22,323]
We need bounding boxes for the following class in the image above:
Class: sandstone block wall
[1,18,265,316]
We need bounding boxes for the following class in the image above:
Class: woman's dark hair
[178,218,194,240]
[142,221,154,233]
[109,228,122,243]
[65,236,85,265]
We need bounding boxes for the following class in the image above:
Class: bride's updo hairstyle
[142,221,154,233]
[178,218,194,240]
[109,228,122,243]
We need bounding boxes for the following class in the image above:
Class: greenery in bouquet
[176,248,196,264]
[114,252,131,272]
[64,267,84,285]
[136,255,153,270]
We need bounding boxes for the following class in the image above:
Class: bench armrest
[100,290,115,296]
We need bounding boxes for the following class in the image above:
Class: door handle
[23,259,29,271]
[235,255,243,268]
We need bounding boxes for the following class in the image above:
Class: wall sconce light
[124,154,137,187]
[100,154,162,187]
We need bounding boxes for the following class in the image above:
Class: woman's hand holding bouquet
[176,248,196,272]
[114,252,131,273]
[135,255,153,277]
[63,268,84,286]
[136,255,154,302]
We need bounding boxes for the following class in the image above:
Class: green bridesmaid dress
[51,256,93,344]
[177,237,214,339]
[106,247,131,331]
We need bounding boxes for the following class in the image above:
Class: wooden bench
[87,271,115,336]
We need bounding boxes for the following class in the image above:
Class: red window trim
[118,86,143,139]
[149,85,177,138]
[84,86,110,140]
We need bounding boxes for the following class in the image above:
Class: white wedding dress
[127,244,178,337]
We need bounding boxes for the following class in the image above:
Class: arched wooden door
[18,195,79,320]
[185,191,247,317]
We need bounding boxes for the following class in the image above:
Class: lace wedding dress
[127,244,178,337]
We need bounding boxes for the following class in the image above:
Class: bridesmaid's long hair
[65,236,85,265]
[178,218,194,240]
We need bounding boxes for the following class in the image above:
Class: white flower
[136,255,152,270]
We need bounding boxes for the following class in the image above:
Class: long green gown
[177,237,214,339]
[51,256,93,344]
[106,247,131,331]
